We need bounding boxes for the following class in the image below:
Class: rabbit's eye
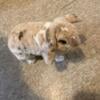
[58,39,66,45]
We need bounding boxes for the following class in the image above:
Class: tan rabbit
[8,14,80,64]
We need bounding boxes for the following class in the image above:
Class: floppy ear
[46,27,57,51]
[64,14,81,23]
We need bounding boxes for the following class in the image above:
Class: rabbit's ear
[64,14,81,23]
[46,26,56,43]
[46,28,57,51]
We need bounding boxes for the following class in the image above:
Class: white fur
[8,22,53,64]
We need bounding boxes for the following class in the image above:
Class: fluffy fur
[8,14,80,64]
[46,14,81,54]
[8,22,55,64]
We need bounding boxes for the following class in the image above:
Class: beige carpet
[0,0,100,100]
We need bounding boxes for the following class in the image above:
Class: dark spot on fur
[18,30,26,40]
[23,46,27,50]
[19,52,23,55]
[18,47,21,50]
[18,31,24,40]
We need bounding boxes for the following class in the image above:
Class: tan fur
[46,14,81,53]
[8,14,81,64]
[8,22,55,64]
